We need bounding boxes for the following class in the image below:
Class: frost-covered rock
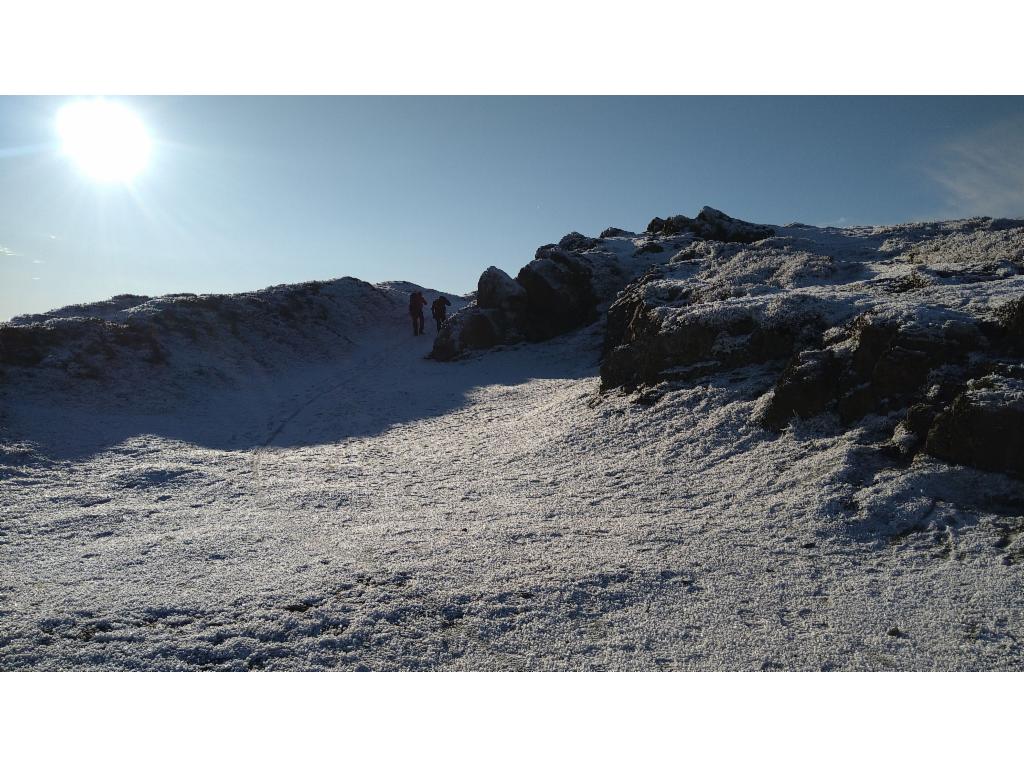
[432,207,779,361]
[647,206,775,244]
[476,266,527,311]
[598,214,1024,479]
[925,373,1024,477]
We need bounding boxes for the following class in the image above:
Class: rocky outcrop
[757,313,982,430]
[924,373,1024,477]
[647,206,775,244]
[597,215,1024,479]
[601,286,826,391]
[431,249,603,360]
[432,206,779,361]
[600,227,634,238]
[477,267,526,312]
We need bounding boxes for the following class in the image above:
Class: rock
[558,232,600,252]
[600,227,633,238]
[477,267,526,311]
[634,241,664,255]
[925,375,1024,477]
[694,206,775,244]
[759,350,840,429]
[646,214,697,237]
[516,255,596,341]
[760,311,983,430]
[645,207,774,243]
[996,296,1024,350]
[602,301,813,392]
[429,306,509,361]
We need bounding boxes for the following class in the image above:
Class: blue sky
[2,96,1023,319]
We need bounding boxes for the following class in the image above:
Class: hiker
[431,295,452,332]
[409,290,427,336]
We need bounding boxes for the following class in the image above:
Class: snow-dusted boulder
[432,207,781,362]
[925,372,1024,477]
[598,214,1024,479]
[477,266,526,311]
[646,207,774,244]
[693,206,776,244]
[600,227,634,238]
[515,252,597,340]
[429,306,511,361]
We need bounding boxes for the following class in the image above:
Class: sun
[56,100,151,183]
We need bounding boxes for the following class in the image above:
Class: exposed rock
[759,313,982,429]
[601,291,825,392]
[595,212,1024,481]
[435,207,781,363]
[759,350,841,430]
[477,267,526,311]
[558,232,600,252]
[694,206,775,244]
[430,306,510,361]
[516,255,596,341]
[647,207,774,244]
[646,215,697,237]
[633,241,664,255]
[925,374,1024,477]
[600,227,633,238]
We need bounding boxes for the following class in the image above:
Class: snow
[2,219,1024,670]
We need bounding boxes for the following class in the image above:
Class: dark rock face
[600,227,633,238]
[646,215,696,237]
[925,375,1024,477]
[759,350,841,429]
[432,250,602,360]
[634,241,664,255]
[596,213,1024,480]
[558,232,601,253]
[601,300,820,392]
[516,254,596,341]
[694,207,776,244]
[647,207,774,244]
[432,207,777,361]
[760,313,984,430]
[477,267,526,311]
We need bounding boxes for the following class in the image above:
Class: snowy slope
[2,215,1024,671]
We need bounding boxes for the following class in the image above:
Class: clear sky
[2,96,1024,320]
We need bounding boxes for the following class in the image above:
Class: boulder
[516,255,596,341]
[600,227,633,238]
[558,232,600,252]
[694,206,775,244]
[477,267,526,311]
[429,306,508,361]
[646,208,774,243]
[925,375,1024,477]
[759,350,841,429]
[646,215,697,236]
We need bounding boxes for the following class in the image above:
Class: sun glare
[57,100,151,183]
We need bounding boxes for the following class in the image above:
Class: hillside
[2,208,1023,670]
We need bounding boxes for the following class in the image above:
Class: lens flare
[57,100,151,183]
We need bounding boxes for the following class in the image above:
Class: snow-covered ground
[3,220,1024,670]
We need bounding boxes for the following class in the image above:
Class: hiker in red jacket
[409,291,427,336]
